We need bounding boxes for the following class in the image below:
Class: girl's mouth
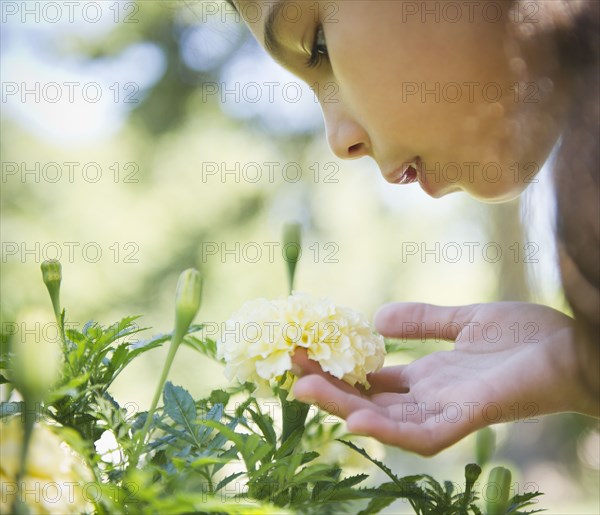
[398,164,418,184]
[388,156,422,185]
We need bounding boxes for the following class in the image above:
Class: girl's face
[236,0,567,202]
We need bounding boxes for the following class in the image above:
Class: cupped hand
[292,302,590,456]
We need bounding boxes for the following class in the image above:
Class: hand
[292,302,593,456]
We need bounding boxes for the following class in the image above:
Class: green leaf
[358,496,397,515]
[94,316,144,350]
[292,463,337,485]
[207,418,239,452]
[506,491,545,514]
[336,474,369,489]
[274,426,304,459]
[183,334,220,361]
[337,439,423,493]
[163,382,197,429]
[47,373,90,402]
[209,389,230,406]
[444,480,455,497]
[203,420,247,456]
[247,407,276,445]
[109,343,130,371]
[216,471,245,491]
[196,403,223,445]
[246,438,273,470]
[190,455,230,467]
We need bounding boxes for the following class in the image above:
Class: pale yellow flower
[217,292,385,394]
[0,417,94,514]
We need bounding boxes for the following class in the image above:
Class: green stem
[54,310,73,374]
[13,399,36,514]
[130,328,184,468]
[281,397,310,444]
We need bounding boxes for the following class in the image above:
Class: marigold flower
[217,292,385,394]
[0,417,94,514]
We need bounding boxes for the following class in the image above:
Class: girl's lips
[386,156,422,185]
[398,165,418,184]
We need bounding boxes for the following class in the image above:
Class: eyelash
[306,25,328,69]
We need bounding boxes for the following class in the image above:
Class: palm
[293,302,582,455]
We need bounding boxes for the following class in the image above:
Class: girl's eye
[306,25,328,69]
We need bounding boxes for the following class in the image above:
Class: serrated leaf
[274,427,303,459]
[196,403,223,445]
[109,343,129,371]
[300,451,320,465]
[506,491,545,514]
[358,496,397,515]
[246,439,273,470]
[337,439,423,493]
[183,334,220,361]
[163,382,197,433]
[337,474,369,489]
[153,419,196,446]
[209,389,230,405]
[292,463,337,485]
[94,316,143,350]
[216,471,245,491]
[203,420,246,456]
[190,455,230,468]
[247,407,276,445]
[207,418,239,452]
[47,373,90,402]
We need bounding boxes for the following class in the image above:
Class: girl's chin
[419,180,527,203]
[418,178,462,199]
[464,185,527,203]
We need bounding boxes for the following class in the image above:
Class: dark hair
[540,1,600,399]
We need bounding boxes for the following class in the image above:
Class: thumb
[374,302,483,340]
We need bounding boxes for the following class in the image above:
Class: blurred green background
[1,1,597,512]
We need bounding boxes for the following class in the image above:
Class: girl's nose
[323,104,371,160]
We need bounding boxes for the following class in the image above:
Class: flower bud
[464,462,482,485]
[485,466,512,515]
[174,268,203,340]
[14,326,61,401]
[475,427,496,467]
[282,223,302,292]
[41,260,62,317]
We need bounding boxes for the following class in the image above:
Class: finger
[293,375,387,419]
[369,392,415,407]
[291,348,324,377]
[374,302,483,340]
[366,365,411,394]
[346,409,480,456]
[292,348,401,396]
[292,349,363,394]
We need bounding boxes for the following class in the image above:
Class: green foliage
[0,270,546,514]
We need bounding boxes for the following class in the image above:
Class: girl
[229,0,599,455]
